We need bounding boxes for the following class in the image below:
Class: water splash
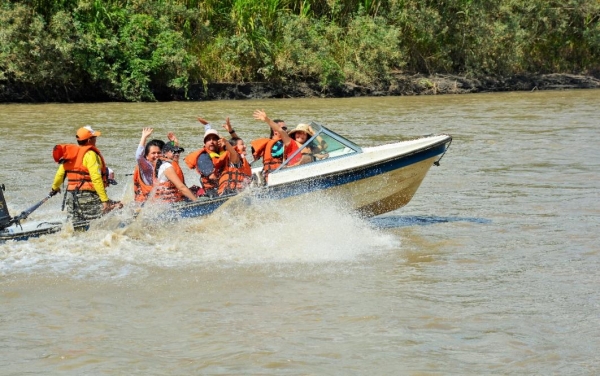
[0,191,399,278]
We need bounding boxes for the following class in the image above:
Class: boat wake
[0,190,399,279]
[370,215,492,228]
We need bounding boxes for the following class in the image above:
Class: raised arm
[139,127,154,148]
[136,128,155,183]
[137,127,154,160]
[163,167,197,201]
[197,116,213,132]
[167,132,179,146]
[221,116,238,138]
[253,109,291,146]
[219,137,240,165]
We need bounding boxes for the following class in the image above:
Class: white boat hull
[337,155,441,216]
[262,134,451,216]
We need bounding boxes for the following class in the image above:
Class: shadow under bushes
[2,73,599,103]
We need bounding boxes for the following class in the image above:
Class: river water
[0,90,598,374]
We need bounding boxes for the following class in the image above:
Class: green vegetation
[1,0,599,101]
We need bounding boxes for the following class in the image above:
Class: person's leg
[66,191,102,223]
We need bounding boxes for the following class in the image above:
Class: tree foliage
[1,0,599,101]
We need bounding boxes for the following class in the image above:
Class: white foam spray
[0,190,399,279]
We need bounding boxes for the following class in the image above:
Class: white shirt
[156,161,173,183]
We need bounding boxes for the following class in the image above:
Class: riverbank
[1,73,599,103]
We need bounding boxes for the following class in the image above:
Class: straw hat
[288,124,314,138]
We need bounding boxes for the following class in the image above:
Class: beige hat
[203,129,220,142]
[288,123,314,138]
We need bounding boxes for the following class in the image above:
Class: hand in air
[197,117,209,125]
[217,138,229,150]
[253,109,268,122]
[221,117,233,133]
[142,127,154,137]
[167,132,179,146]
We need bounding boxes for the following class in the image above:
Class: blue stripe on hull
[265,142,448,200]
[163,141,447,219]
[169,195,232,219]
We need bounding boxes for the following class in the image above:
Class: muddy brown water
[1,90,599,374]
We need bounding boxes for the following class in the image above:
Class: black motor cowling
[0,184,12,230]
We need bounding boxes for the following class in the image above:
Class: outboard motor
[0,184,12,230]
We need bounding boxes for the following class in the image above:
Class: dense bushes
[1,0,599,101]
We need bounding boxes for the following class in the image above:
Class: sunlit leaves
[1,0,599,101]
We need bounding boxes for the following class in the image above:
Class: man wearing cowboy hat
[50,125,122,224]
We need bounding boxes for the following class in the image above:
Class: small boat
[1,123,452,242]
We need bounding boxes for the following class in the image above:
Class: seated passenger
[287,124,329,166]
[153,143,197,203]
[184,128,242,197]
[221,136,252,192]
[253,110,326,168]
[230,137,251,172]
[216,117,252,194]
[250,119,287,180]
[133,127,164,203]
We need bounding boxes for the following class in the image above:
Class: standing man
[50,126,122,223]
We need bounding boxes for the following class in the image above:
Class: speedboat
[1,123,452,242]
[156,122,451,220]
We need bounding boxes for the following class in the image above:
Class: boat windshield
[276,122,362,170]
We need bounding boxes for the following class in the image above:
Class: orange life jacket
[184,148,222,191]
[234,145,252,178]
[152,159,185,203]
[251,138,270,160]
[251,138,284,180]
[218,157,252,195]
[132,164,153,203]
[240,157,252,176]
[53,144,109,191]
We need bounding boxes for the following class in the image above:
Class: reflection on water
[370,215,492,228]
[1,90,599,374]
